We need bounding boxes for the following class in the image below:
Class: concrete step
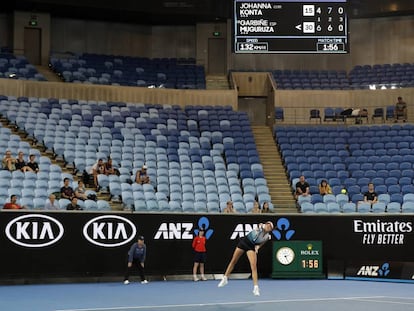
[252,125,297,211]
[35,66,62,82]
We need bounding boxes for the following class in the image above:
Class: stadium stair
[34,66,62,82]
[252,126,297,212]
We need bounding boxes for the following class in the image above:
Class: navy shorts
[237,237,255,252]
[194,251,207,263]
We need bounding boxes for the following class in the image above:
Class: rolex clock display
[272,241,324,278]
[276,247,295,265]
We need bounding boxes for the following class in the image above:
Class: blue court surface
[0,279,413,311]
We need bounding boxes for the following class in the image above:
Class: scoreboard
[233,0,349,53]
[272,240,324,278]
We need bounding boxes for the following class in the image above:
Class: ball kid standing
[124,236,148,284]
[192,228,207,281]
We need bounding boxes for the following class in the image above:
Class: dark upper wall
[4,1,414,25]
[230,15,414,71]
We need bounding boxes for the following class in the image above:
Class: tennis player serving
[218,221,274,296]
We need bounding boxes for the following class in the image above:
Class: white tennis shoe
[141,280,149,284]
[253,285,260,296]
[123,280,130,285]
[218,276,228,287]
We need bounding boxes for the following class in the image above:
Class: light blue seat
[335,193,349,207]
[97,200,111,211]
[21,197,34,209]
[314,202,328,213]
[207,202,220,213]
[298,195,311,205]
[182,201,195,213]
[33,197,46,209]
[323,194,336,203]
[82,200,97,210]
[342,202,356,213]
[97,174,110,189]
[372,202,386,213]
[59,198,71,210]
[168,201,182,212]
[233,201,246,213]
[300,202,314,213]
[134,200,147,211]
[21,188,35,199]
[327,202,341,213]
[401,201,414,213]
[357,202,371,213]
[24,171,38,181]
[403,193,414,203]
[378,193,390,205]
[386,202,401,213]
[109,181,122,198]
[194,201,207,213]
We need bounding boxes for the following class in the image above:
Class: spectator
[2,150,16,171]
[340,108,368,124]
[61,177,75,200]
[135,165,150,185]
[66,197,83,210]
[44,194,59,210]
[192,228,207,282]
[90,158,106,190]
[319,180,332,196]
[15,151,33,172]
[359,182,378,208]
[295,175,310,200]
[26,154,39,173]
[3,195,25,209]
[105,157,119,176]
[250,200,261,214]
[223,200,236,213]
[394,96,407,122]
[75,180,88,201]
[124,235,148,285]
[261,201,272,213]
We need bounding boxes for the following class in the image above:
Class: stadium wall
[18,14,411,71]
[1,211,413,283]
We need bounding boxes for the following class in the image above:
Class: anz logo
[272,218,295,240]
[357,263,390,277]
[83,215,137,247]
[5,214,64,248]
[230,218,295,240]
[154,217,214,240]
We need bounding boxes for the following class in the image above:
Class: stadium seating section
[273,62,414,90]
[0,95,270,213]
[0,53,46,81]
[49,53,206,89]
[275,124,414,214]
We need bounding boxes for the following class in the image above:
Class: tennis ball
[341,189,347,194]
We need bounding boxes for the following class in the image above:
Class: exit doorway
[207,38,226,75]
[24,27,41,65]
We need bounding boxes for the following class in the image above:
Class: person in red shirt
[3,195,24,210]
[192,228,207,281]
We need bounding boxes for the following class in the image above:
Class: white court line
[350,297,414,306]
[54,296,386,311]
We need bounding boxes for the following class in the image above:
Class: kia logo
[5,214,64,248]
[83,215,137,247]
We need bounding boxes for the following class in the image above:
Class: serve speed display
[233,0,349,53]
